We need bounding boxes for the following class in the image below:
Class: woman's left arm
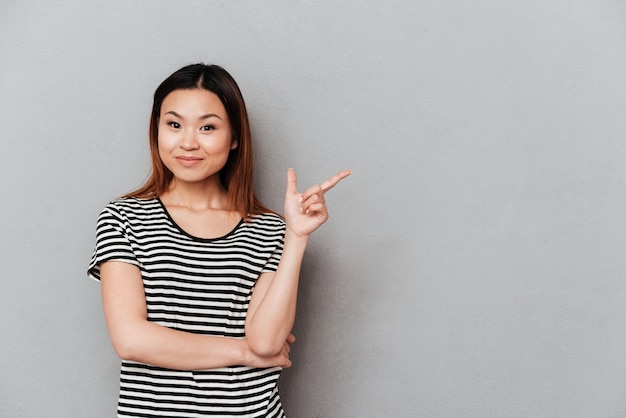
[245,168,351,356]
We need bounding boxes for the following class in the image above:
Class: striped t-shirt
[88,197,287,417]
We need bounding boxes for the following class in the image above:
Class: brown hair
[125,63,273,218]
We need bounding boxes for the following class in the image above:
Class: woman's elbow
[110,332,143,361]
[246,335,284,357]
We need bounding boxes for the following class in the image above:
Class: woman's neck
[161,178,229,211]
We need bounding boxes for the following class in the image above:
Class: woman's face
[157,88,236,187]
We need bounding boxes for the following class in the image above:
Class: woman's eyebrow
[164,110,222,120]
[200,113,222,120]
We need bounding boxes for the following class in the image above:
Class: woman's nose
[180,129,199,150]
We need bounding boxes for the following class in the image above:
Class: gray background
[2,1,626,417]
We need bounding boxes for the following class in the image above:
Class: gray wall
[2,1,626,417]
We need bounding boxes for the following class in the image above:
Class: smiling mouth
[176,156,203,166]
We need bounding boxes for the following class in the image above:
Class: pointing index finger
[320,170,352,193]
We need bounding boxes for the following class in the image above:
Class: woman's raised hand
[284,168,351,237]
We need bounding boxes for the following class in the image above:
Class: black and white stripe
[89,197,286,417]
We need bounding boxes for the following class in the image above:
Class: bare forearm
[112,320,249,370]
[245,230,308,355]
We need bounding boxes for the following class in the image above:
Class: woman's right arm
[100,260,292,371]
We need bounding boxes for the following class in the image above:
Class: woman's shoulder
[249,212,284,223]
[246,212,286,231]
[101,196,162,217]
[96,197,164,231]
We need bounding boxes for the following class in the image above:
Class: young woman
[88,63,350,417]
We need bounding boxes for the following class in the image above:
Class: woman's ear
[230,140,238,150]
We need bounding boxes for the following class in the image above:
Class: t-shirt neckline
[156,197,244,242]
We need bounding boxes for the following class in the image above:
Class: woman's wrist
[284,227,310,246]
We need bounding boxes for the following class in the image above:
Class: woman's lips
[176,156,203,167]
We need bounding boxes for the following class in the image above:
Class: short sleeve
[260,218,285,274]
[87,204,141,282]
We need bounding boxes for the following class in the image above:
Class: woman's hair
[125,63,273,218]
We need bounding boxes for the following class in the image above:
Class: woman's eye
[167,121,181,129]
[200,125,215,131]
